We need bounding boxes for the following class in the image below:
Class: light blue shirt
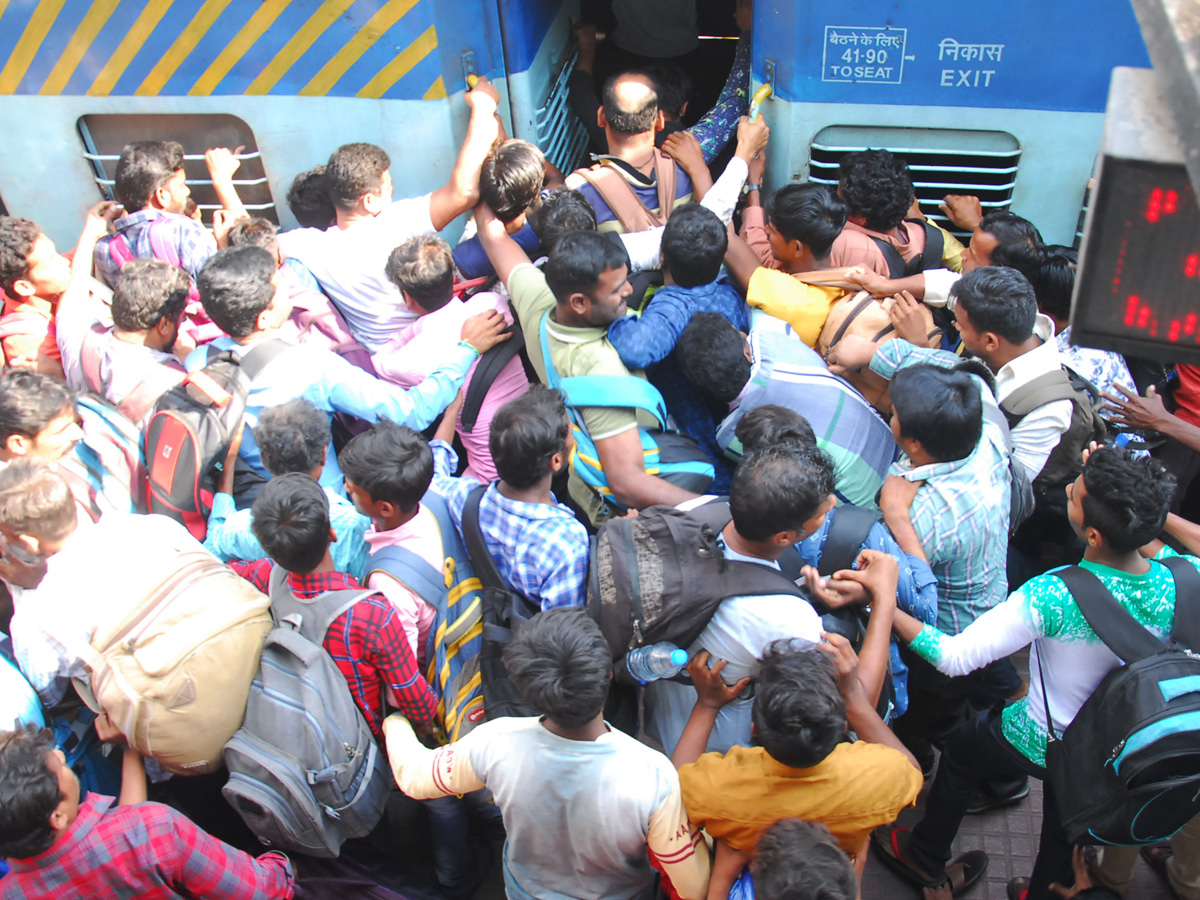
[204,487,371,579]
[185,335,476,491]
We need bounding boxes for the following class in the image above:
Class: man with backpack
[874,446,1197,900]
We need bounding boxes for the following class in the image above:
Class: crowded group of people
[0,17,1197,900]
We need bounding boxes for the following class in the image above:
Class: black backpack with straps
[1039,556,1200,845]
[869,219,946,279]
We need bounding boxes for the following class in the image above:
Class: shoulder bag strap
[367,544,448,605]
[827,291,877,348]
[79,324,109,394]
[1160,555,1200,651]
[1001,369,1079,422]
[653,149,678,224]
[557,375,669,428]
[1056,565,1166,664]
[817,505,880,577]
[462,484,510,592]
[577,166,659,232]
[237,339,292,380]
[868,237,907,279]
[462,317,525,433]
[918,221,945,272]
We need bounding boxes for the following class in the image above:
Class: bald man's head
[601,73,659,136]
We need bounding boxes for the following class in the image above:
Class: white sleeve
[55,280,112,393]
[699,156,749,225]
[620,227,665,274]
[1010,399,1074,481]
[922,268,960,306]
[912,591,1041,678]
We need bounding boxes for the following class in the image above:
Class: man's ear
[328,527,339,545]
[362,191,385,216]
[597,107,608,130]
[678,100,689,119]
[654,110,666,132]
[5,433,30,456]
[982,332,1002,354]
[9,277,36,300]
[17,533,41,557]
[567,291,590,317]
[151,184,171,211]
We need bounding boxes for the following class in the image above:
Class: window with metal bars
[808,126,1020,240]
[534,43,590,177]
[77,114,277,226]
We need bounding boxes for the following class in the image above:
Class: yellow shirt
[746,268,845,347]
[679,741,922,858]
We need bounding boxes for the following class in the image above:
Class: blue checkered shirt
[429,441,589,611]
[93,209,216,288]
[870,340,1012,634]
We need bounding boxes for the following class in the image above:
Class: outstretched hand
[824,334,878,374]
[801,564,871,610]
[688,650,751,710]
[831,548,900,604]
[1100,382,1173,432]
[461,309,512,354]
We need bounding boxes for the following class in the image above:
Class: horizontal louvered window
[535,44,590,176]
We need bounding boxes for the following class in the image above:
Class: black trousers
[909,709,1072,900]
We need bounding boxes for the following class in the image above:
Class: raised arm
[824,549,899,709]
[56,200,123,388]
[475,200,534,286]
[430,78,502,231]
[671,651,751,769]
[205,147,249,222]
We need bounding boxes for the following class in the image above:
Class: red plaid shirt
[1,794,293,900]
[229,560,438,742]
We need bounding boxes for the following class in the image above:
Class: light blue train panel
[750,0,1153,245]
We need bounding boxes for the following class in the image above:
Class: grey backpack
[222,566,391,858]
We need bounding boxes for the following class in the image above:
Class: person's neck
[112,328,160,350]
[376,504,419,533]
[12,294,55,313]
[541,712,608,742]
[235,326,279,346]
[497,474,555,506]
[781,249,828,275]
[1082,544,1150,575]
[309,551,336,574]
[605,132,657,168]
[554,302,591,329]
[335,207,374,230]
[721,522,781,562]
[990,335,1042,371]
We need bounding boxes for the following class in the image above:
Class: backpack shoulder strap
[577,165,660,233]
[1056,565,1166,664]
[817,505,880,577]
[462,317,525,433]
[918,221,945,273]
[826,292,877,349]
[368,544,448,605]
[266,565,372,645]
[868,237,907,279]
[463,484,510,593]
[1001,369,1080,424]
[1159,555,1200,651]
[145,216,184,269]
[652,149,678,224]
[114,364,187,424]
[79,324,108,395]
[105,232,136,268]
[557,375,668,429]
[237,339,292,380]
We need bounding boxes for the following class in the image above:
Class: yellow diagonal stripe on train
[39,0,122,96]
[135,0,235,97]
[244,0,356,95]
[85,0,172,97]
[423,74,446,100]
[355,23,436,99]
[297,0,419,97]
[0,0,69,95]
[188,0,292,96]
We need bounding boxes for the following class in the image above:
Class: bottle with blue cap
[625,642,689,683]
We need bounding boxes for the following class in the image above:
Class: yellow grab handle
[749,83,773,121]
[466,74,479,89]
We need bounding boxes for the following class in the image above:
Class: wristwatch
[742,183,762,195]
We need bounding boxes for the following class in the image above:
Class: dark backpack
[1039,556,1200,845]
[365,491,489,739]
[143,341,287,539]
[869,220,946,279]
[586,501,812,666]
[461,485,540,720]
[222,567,390,858]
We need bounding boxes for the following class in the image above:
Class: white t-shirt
[276,194,436,351]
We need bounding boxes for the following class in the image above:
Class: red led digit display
[1073,158,1200,362]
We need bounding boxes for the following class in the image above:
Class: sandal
[872,827,990,895]
[1007,876,1029,900]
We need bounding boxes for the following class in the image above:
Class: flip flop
[872,827,989,895]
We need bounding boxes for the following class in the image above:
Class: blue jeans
[422,789,502,899]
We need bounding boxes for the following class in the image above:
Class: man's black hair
[0,726,63,859]
[601,73,659,135]
[1080,446,1175,553]
[325,143,390,212]
[981,210,1044,280]
[730,446,834,543]
[0,370,75,444]
[481,140,545,224]
[752,641,845,769]
[646,64,691,119]
[0,217,39,296]
[838,149,915,233]
[734,405,818,456]
[287,166,336,229]
[114,141,185,212]
[196,246,277,339]
[250,473,330,574]
[490,386,571,490]
[890,364,982,463]
[1030,245,1077,323]
[338,420,433,512]
[255,399,330,477]
[502,608,611,729]
[753,819,857,900]
[676,313,752,404]
[226,217,280,259]
[544,230,630,304]
[527,188,597,256]
[660,204,728,288]
[111,258,190,333]
[385,236,454,312]
[765,184,847,259]
[951,265,1038,345]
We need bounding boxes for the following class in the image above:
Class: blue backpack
[367,492,487,741]
[537,313,714,512]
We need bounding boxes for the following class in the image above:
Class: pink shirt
[363,504,444,666]
[372,292,529,482]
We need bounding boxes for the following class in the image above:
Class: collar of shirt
[363,503,433,551]
[281,567,367,596]
[481,481,576,523]
[544,312,608,345]
[842,219,920,249]
[995,313,1060,392]
[10,793,113,872]
[893,445,976,483]
[112,208,176,231]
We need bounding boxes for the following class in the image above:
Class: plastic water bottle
[626,643,689,684]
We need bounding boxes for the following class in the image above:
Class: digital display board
[1072,68,1200,364]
